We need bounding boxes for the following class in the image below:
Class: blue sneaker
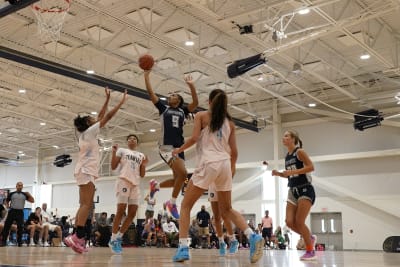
[229,239,239,254]
[166,200,180,219]
[249,233,264,263]
[219,242,227,256]
[109,237,123,254]
[172,245,190,262]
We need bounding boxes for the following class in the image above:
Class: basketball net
[31,0,71,42]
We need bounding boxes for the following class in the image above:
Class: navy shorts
[287,184,315,206]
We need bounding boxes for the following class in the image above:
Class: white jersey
[116,148,145,185]
[196,118,231,165]
[74,122,100,178]
[145,195,156,211]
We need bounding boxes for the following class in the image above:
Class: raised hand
[105,87,111,99]
[184,74,194,85]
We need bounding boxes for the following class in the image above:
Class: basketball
[139,54,154,70]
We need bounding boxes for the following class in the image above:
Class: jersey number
[172,115,179,128]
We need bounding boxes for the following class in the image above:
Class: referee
[1,181,34,247]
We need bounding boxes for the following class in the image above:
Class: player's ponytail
[209,89,231,132]
[287,130,303,148]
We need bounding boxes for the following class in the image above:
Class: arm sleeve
[116,148,123,158]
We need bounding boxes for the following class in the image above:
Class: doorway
[310,212,343,250]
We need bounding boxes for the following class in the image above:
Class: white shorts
[159,145,175,164]
[75,170,96,186]
[115,178,140,205]
[43,222,58,232]
[209,183,218,202]
[192,159,232,192]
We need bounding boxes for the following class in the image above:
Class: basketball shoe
[165,200,179,219]
[249,233,264,263]
[173,245,190,262]
[300,250,317,261]
[229,239,239,254]
[219,242,227,256]
[109,237,123,254]
[149,179,160,197]
[64,234,88,254]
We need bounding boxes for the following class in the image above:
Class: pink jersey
[74,122,100,178]
[196,118,231,166]
[262,216,273,228]
[116,148,145,185]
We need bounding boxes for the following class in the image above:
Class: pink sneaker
[64,234,88,254]
[300,250,317,261]
[149,179,160,197]
[165,200,179,219]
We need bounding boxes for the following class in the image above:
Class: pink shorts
[75,170,96,186]
[115,178,140,205]
[192,159,232,192]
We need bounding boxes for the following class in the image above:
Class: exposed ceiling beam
[0,46,259,132]
[0,0,39,18]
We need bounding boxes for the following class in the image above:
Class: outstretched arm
[144,70,159,104]
[184,75,198,112]
[111,144,121,170]
[172,111,203,156]
[97,87,111,121]
[99,90,127,128]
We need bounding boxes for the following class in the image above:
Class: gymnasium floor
[0,247,399,267]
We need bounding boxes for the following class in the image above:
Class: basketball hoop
[31,0,71,42]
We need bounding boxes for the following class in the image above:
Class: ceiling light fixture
[360,54,370,60]
[308,103,316,107]
[86,70,95,74]
[160,97,167,101]
[185,40,194,46]
[257,76,264,81]
[18,151,23,154]
[149,129,156,132]
[40,122,46,126]
[91,111,98,115]
[18,89,26,94]
[53,145,59,149]
[298,8,310,15]
[395,93,400,104]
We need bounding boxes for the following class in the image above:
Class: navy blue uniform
[285,147,315,205]
[155,100,189,159]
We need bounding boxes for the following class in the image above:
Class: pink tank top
[196,118,231,165]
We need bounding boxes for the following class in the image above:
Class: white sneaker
[29,242,35,246]
[61,242,66,247]
[44,242,50,247]
[38,241,43,247]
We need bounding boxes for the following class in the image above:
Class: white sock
[171,198,176,205]
[30,238,34,243]
[219,237,225,244]
[228,234,236,241]
[117,231,123,238]
[111,233,117,240]
[244,228,254,239]
[179,238,189,247]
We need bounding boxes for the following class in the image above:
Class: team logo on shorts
[122,188,127,192]
[210,193,214,198]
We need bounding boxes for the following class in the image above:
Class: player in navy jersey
[144,69,198,219]
[271,130,317,261]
